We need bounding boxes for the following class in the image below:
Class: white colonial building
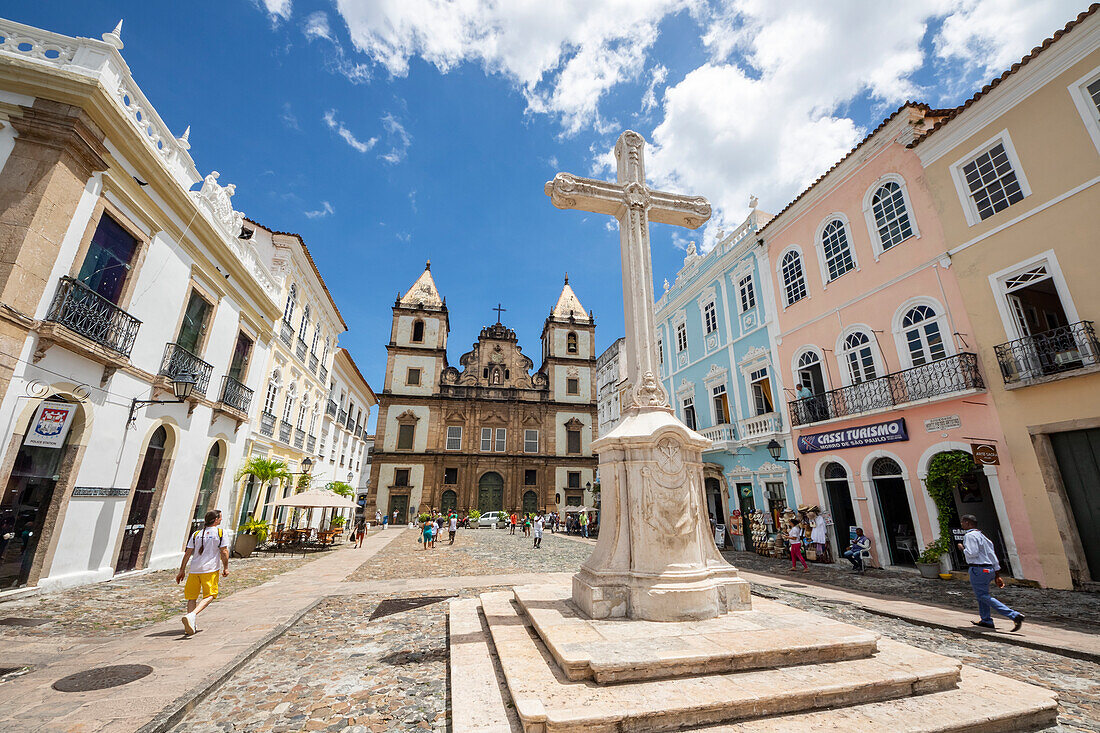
[595,336,628,437]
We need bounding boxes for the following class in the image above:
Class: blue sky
[12,1,1089,417]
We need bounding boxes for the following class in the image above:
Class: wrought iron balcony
[259,411,275,437]
[346,414,356,431]
[309,352,318,373]
[278,420,292,444]
[319,365,328,383]
[279,319,293,347]
[338,408,348,425]
[789,352,984,427]
[159,342,213,396]
[739,412,782,443]
[296,337,307,361]
[307,435,316,453]
[219,375,253,414]
[700,423,737,451]
[45,277,141,356]
[326,399,337,417]
[994,321,1099,385]
[294,428,305,449]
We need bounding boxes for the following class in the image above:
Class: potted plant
[236,518,269,558]
[468,510,481,528]
[330,515,346,529]
[916,538,948,579]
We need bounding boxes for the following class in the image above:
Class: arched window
[264,371,281,415]
[796,349,825,394]
[780,250,808,305]
[282,383,296,423]
[901,305,947,367]
[871,181,914,251]
[567,332,578,354]
[191,442,222,532]
[842,331,877,384]
[824,462,848,480]
[283,284,297,323]
[299,305,311,340]
[311,327,321,354]
[296,398,308,430]
[871,456,902,477]
[821,220,855,281]
[412,319,425,343]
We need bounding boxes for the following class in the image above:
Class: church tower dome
[386,261,449,395]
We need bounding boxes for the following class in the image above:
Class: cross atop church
[545,130,711,410]
[493,303,506,323]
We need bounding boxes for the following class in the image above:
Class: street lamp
[766,439,801,476]
[302,457,313,473]
[127,372,197,427]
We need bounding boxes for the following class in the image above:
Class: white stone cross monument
[545,130,750,621]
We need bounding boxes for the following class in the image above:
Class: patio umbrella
[274,489,357,530]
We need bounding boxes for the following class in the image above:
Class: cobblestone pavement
[724,549,1100,632]
[0,550,315,637]
[345,527,592,582]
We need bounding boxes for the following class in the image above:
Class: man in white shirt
[448,512,458,545]
[533,513,544,549]
[957,515,1023,631]
[175,509,229,636]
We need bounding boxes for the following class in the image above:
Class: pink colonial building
[760,104,1040,581]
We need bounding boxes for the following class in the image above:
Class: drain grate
[0,617,51,627]
[370,595,454,621]
[52,664,153,692]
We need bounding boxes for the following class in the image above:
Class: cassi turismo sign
[797,419,908,454]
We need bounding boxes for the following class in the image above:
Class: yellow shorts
[184,571,220,600]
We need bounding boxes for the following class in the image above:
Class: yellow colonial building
[913,6,1100,588]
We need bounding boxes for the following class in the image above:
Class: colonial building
[912,6,1100,588]
[654,206,797,551]
[367,265,597,522]
[313,347,376,491]
[0,19,281,590]
[595,336,627,437]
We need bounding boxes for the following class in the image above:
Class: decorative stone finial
[663,278,670,293]
[102,19,124,49]
[564,272,569,284]
[748,194,759,209]
[177,125,191,149]
[425,259,431,271]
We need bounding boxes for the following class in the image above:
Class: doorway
[947,465,1010,571]
[190,443,221,535]
[441,489,457,514]
[387,494,408,525]
[870,457,917,566]
[116,426,167,574]
[522,490,538,515]
[478,472,504,513]
[823,462,857,554]
[705,477,725,525]
[1049,428,1100,581]
[736,482,756,549]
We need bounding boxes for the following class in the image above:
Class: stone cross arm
[544,174,712,230]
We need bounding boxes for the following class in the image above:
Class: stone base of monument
[449,583,1059,733]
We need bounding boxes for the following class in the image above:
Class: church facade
[366,264,597,522]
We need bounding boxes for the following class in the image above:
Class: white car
[478,511,501,528]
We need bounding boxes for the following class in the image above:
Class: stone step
[513,583,879,683]
[479,591,963,732]
[692,665,1058,732]
[449,598,517,733]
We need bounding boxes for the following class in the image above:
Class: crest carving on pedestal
[631,370,669,409]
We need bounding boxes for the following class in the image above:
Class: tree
[235,457,292,521]
[326,480,354,498]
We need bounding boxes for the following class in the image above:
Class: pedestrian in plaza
[175,509,229,636]
[382,513,388,530]
[523,514,531,538]
[392,509,399,527]
[958,515,1024,631]
[375,510,382,527]
[448,512,458,544]
[533,513,544,549]
[354,515,366,548]
[421,516,433,550]
[787,518,808,572]
[842,528,871,571]
[580,511,589,538]
[510,512,518,535]
[808,509,827,559]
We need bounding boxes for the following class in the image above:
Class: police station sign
[25,401,76,449]
[797,419,908,454]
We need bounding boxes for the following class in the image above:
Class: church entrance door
[478,472,504,514]
[522,490,538,515]
[441,490,457,514]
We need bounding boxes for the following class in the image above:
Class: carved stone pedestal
[575,406,750,622]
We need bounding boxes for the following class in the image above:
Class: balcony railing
[278,420,292,444]
[700,423,737,451]
[259,411,275,437]
[296,338,307,361]
[346,414,356,431]
[355,426,364,439]
[994,321,1100,385]
[294,428,305,450]
[326,399,337,418]
[739,412,782,443]
[789,353,984,427]
[309,352,318,373]
[160,342,213,396]
[219,375,253,414]
[307,435,316,453]
[45,277,141,356]
[338,408,348,425]
[319,365,328,382]
[279,319,293,347]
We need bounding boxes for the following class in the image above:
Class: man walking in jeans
[176,510,229,636]
[958,514,1024,631]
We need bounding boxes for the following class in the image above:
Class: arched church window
[412,319,424,343]
[567,332,578,354]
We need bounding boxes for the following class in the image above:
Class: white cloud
[380,113,411,164]
[323,109,378,153]
[305,201,335,218]
[640,64,668,112]
[303,11,332,41]
[281,102,299,130]
[396,231,412,242]
[261,0,293,22]
[605,220,618,232]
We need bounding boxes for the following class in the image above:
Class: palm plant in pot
[236,518,269,557]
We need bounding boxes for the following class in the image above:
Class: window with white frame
[738,275,756,312]
[264,373,280,415]
[657,339,664,366]
[749,367,774,415]
[283,283,297,323]
[446,426,462,451]
[781,250,808,305]
[703,301,718,334]
[901,305,947,366]
[480,427,492,452]
[961,142,1025,221]
[524,429,539,453]
[494,428,506,452]
[296,403,307,430]
[676,322,688,352]
[681,396,697,430]
[711,384,730,424]
[1070,67,1100,154]
[842,332,877,384]
[282,385,296,422]
[821,219,855,281]
[796,350,826,394]
[299,305,311,339]
[871,182,914,251]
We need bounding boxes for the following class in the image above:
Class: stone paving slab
[513,582,879,682]
[0,530,405,733]
[449,598,517,733]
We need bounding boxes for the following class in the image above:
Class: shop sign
[796,419,908,454]
[924,415,961,432]
[25,401,77,448]
[714,524,726,549]
[72,487,130,497]
[971,444,1000,465]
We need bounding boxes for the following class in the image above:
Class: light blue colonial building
[654,206,802,550]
